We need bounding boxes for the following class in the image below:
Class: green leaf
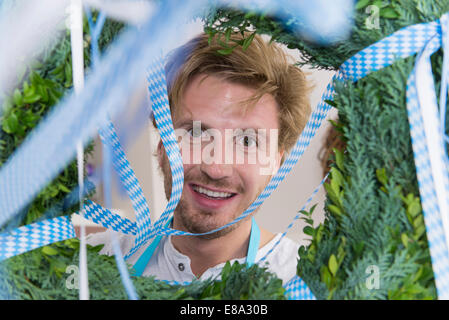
[408,201,421,218]
[331,168,345,188]
[32,250,43,266]
[401,233,409,248]
[217,47,235,55]
[414,224,426,240]
[355,0,371,10]
[2,112,19,134]
[42,246,59,255]
[315,225,324,244]
[207,32,215,46]
[48,88,62,105]
[30,71,44,86]
[334,149,344,171]
[328,179,343,206]
[330,178,340,197]
[302,217,314,225]
[217,36,229,48]
[328,254,338,276]
[64,63,72,87]
[231,38,245,46]
[306,244,316,263]
[22,110,39,128]
[37,85,49,103]
[23,81,30,93]
[380,7,399,19]
[244,11,256,19]
[13,89,23,107]
[328,204,343,217]
[309,203,318,215]
[51,258,67,277]
[64,239,79,249]
[23,83,36,99]
[58,183,71,193]
[337,237,346,263]
[371,0,383,8]
[324,99,337,107]
[303,226,315,237]
[299,208,312,217]
[324,182,343,208]
[413,215,424,229]
[412,266,424,283]
[222,261,232,281]
[320,265,332,289]
[23,93,41,104]
[376,168,388,186]
[242,32,255,51]
[353,241,365,256]
[225,28,232,43]
[401,193,414,205]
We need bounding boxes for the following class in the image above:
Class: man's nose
[199,161,233,180]
[197,131,234,180]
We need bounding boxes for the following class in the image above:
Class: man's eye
[237,135,257,148]
[187,127,209,139]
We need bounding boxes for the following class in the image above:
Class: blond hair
[153,32,311,162]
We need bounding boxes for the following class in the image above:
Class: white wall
[78,20,337,246]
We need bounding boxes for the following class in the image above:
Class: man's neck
[170,218,275,278]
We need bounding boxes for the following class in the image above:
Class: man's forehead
[173,102,278,132]
[174,100,247,122]
[172,75,280,130]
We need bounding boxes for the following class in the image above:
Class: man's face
[158,74,283,238]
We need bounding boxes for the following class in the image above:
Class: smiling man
[87,32,311,285]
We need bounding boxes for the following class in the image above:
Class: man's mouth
[191,184,237,200]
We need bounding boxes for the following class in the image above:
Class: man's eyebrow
[174,119,211,129]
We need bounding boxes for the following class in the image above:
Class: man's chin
[178,215,240,240]
[189,224,237,240]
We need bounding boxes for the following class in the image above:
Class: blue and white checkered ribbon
[2,6,449,300]
[0,216,75,260]
[284,275,316,300]
[405,18,449,297]
[84,200,137,235]
[98,121,153,260]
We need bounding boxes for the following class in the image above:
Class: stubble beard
[159,153,253,240]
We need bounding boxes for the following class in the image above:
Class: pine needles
[0,239,285,300]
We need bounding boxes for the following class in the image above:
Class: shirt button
[178,263,185,271]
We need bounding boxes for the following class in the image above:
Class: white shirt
[86,230,300,285]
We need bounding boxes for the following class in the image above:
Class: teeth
[193,185,233,198]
